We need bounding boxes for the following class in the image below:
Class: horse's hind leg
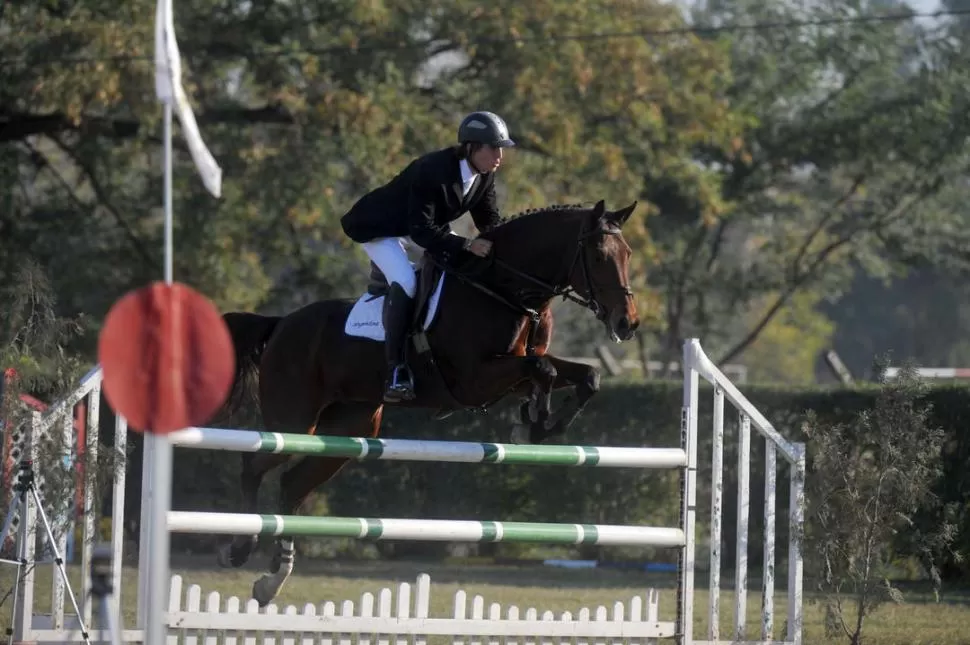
[251,403,384,607]
[218,451,292,569]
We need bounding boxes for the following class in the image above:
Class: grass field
[2,555,970,645]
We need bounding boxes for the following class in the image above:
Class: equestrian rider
[340,111,516,403]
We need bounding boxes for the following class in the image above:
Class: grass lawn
[2,555,969,644]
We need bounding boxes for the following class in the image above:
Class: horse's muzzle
[608,313,639,343]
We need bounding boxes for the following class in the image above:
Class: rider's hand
[467,238,493,258]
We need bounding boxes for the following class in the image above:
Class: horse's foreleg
[251,404,384,607]
[251,454,344,607]
[250,454,352,607]
[465,355,560,444]
[530,356,601,443]
[219,452,291,569]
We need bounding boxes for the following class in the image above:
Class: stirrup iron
[385,364,415,401]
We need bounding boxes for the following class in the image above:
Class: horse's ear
[593,200,606,219]
[607,201,637,227]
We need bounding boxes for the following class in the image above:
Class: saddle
[366,253,444,331]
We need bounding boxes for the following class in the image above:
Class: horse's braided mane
[493,202,589,227]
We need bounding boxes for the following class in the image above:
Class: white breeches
[362,237,417,298]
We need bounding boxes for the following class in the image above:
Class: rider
[340,111,516,403]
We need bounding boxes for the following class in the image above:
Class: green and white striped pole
[167,427,687,468]
[167,511,686,548]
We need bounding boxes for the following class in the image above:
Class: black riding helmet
[458,111,516,148]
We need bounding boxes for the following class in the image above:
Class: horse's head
[482,200,640,344]
[570,200,640,343]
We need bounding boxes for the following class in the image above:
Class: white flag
[155,0,222,198]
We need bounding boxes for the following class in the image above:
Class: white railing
[6,365,129,643]
[681,339,804,645]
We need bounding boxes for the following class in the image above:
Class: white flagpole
[145,19,175,645]
[146,0,222,642]
[144,98,175,645]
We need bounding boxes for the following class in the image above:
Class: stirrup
[384,365,415,402]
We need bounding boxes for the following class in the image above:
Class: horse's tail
[218,311,282,423]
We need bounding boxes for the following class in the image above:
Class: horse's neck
[486,214,583,296]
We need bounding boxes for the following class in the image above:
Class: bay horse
[213,199,640,605]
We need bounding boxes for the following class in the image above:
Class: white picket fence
[166,574,668,645]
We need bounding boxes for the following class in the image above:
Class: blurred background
[6,0,970,386]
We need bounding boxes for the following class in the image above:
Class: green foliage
[645,0,970,368]
[737,289,836,385]
[0,0,742,359]
[0,261,87,396]
[0,262,123,553]
[7,0,970,386]
[803,366,953,644]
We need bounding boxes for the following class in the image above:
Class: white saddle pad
[344,273,446,341]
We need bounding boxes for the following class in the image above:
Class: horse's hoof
[217,543,236,568]
[509,424,529,445]
[542,419,566,440]
[542,397,578,437]
[252,575,280,608]
[218,541,251,568]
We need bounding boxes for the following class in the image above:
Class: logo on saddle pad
[343,273,446,342]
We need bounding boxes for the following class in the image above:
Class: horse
[213,199,641,605]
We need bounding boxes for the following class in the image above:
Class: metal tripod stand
[89,543,121,645]
[0,459,91,645]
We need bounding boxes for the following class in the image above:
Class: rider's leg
[361,237,418,401]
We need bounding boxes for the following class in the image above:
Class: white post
[708,387,724,641]
[763,441,777,640]
[136,443,152,629]
[787,444,806,645]
[81,384,102,629]
[735,413,750,639]
[678,340,699,644]
[111,414,128,624]
[144,98,176,645]
[50,414,70,630]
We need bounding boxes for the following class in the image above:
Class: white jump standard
[7,338,805,645]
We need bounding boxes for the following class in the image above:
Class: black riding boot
[382,282,416,402]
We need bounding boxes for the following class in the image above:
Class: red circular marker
[98,281,235,434]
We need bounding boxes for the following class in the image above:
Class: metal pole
[145,100,175,645]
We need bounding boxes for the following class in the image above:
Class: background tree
[0,261,119,553]
[6,1,970,380]
[1,0,744,364]
[639,0,970,380]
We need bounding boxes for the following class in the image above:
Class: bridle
[434,210,634,355]
[495,211,634,321]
